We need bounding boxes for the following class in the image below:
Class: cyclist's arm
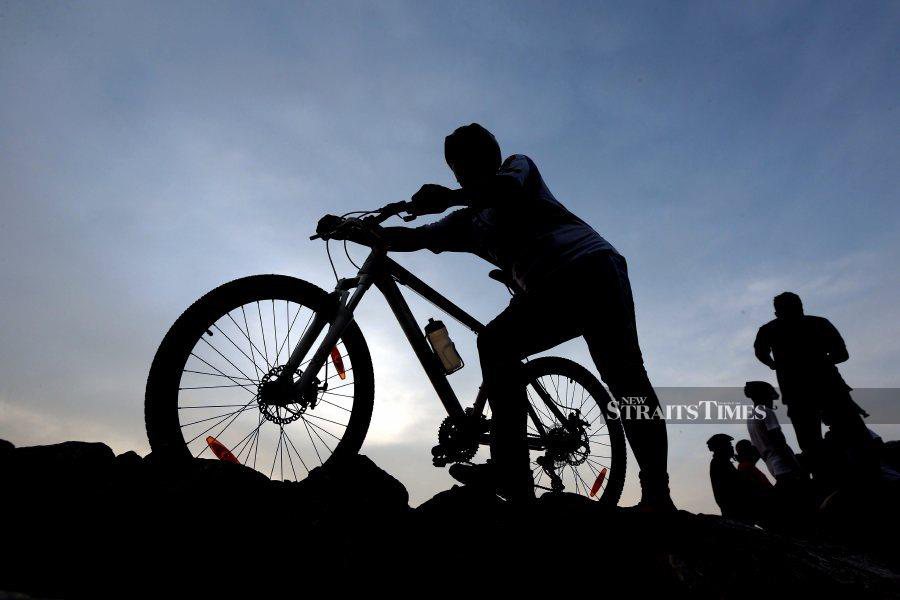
[382,208,476,253]
[379,226,430,252]
[453,154,530,210]
[819,318,849,364]
[754,325,777,370]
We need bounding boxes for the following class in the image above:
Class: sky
[1,1,898,513]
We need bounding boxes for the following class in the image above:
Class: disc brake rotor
[256,365,320,425]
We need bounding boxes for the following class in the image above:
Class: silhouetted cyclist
[753,293,868,467]
[323,123,673,509]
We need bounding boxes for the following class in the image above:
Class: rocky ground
[1,439,898,599]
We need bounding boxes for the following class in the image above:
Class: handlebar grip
[310,234,322,240]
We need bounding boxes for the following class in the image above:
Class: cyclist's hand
[345,223,384,247]
[410,184,455,215]
[316,214,344,238]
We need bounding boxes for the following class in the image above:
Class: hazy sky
[1,1,898,513]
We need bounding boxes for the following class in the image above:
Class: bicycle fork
[280,273,375,397]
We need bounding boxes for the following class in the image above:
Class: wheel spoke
[301,418,324,465]
[196,398,258,452]
[180,383,254,390]
[185,400,256,446]
[283,427,310,474]
[188,353,258,395]
[197,338,258,391]
[180,403,255,409]
[183,369,256,381]
[256,301,270,368]
[270,428,283,479]
[181,405,256,429]
[316,398,352,413]
[233,416,265,462]
[302,416,341,444]
[211,322,265,382]
[228,311,270,375]
[304,413,348,429]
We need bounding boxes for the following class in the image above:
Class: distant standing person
[753,293,865,461]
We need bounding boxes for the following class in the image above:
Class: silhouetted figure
[323,123,673,509]
[744,381,816,520]
[735,439,774,490]
[744,381,805,484]
[753,293,868,472]
[707,434,760,523]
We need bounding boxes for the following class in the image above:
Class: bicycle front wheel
[145,275,374,481]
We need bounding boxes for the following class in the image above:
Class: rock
[296,453,410,513]
[0,439,897,599]
[0,439,14,464]
[7,441,115,493]
[13,440,115,468]
[884,440,900,472]
[114,451,143,467]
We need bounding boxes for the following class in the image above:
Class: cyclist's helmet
[444,123,502,188]
[706,433,734,451]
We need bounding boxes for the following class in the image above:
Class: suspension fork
[282,261,379,394]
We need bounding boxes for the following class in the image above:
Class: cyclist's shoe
[449,462,535,504]
[448,462,496,489]
[620,496,678,513]
[621,472,677,513]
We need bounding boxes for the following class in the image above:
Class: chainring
[433,411,488,465]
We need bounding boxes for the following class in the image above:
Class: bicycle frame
[280,245,571,445]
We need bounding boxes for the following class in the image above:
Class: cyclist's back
[416,153,618,292]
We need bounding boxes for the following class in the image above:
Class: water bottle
[424,318,464,374]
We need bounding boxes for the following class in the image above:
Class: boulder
[0,438,897,599]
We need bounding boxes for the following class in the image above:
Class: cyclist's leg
[478,294,580,499]
[581,253,673,508]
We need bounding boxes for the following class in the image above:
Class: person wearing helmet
[743,381,804,484]
[321,123,673,509]
[707,434,755,521]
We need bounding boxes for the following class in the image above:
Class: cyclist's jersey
[417,154,618,291]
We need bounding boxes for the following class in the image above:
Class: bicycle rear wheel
[145,275,374,481]
[524,357,626,506]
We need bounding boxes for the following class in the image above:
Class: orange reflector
[206,436,239,464]
[589,467,608,498]
[330,347,346,380]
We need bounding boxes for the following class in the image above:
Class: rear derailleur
[536,409,591,493]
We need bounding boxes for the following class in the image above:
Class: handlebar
[309,201,417,241]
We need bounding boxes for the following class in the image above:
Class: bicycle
[144,203,626,504]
